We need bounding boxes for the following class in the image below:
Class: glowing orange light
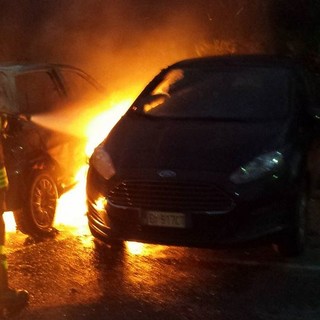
[3,211,16,232]
[85,97,132,157]
[54,165,89,235]
[126,241,145,255]
[54,96,133,236]
[5,92,136,235]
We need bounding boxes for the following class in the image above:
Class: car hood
[104,114,289,174]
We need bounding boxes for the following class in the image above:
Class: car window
[132,67,290,120]
[60,70,101,102]
[15,71,63,114]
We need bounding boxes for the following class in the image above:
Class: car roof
[0,62,104,115]
[0,62,90,76]
[0,62,104,93]
[168,54,305,72]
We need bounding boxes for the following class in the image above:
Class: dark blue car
[86,55,320,256]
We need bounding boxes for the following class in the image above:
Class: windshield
[131,67,290,120]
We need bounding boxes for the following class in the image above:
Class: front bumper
[86,168,297,248]
[87,202,289,248]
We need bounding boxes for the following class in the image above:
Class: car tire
[273,182,308,257]
[14,171,58,237]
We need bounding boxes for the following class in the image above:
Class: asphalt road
[2,199,320,320]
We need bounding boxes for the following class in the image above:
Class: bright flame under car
[4,94,133,237]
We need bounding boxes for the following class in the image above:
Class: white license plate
[145,211,186,228]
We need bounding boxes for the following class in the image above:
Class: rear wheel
[14,171,58,237]
[273,183,308,257]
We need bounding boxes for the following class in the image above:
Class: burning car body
[0,63,103,237]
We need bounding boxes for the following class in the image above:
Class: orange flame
[54,95,133,234]
[5,92,136,235]
[85,97,132,157]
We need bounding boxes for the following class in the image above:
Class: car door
[6,69,83,194]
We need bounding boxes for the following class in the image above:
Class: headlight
[230,151,284,184]
[90,145,116,180]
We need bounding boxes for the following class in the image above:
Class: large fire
[4,92,134,236]
[54,96,132,235]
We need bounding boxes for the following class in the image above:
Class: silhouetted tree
[272,0,320,70]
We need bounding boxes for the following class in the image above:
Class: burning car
[86,55,320,256]
[0,63,103,237]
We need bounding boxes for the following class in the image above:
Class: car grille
[108,180,235,213]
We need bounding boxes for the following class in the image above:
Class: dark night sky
[0,0,273,90]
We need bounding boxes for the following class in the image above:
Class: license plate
[145,211,186,228]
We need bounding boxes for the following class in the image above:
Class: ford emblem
[157,170,177,178]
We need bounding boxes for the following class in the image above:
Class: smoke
[0,1,274,86]
[0,0,274,139]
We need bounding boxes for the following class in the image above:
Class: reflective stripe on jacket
[0,166,8,189]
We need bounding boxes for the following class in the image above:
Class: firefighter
[0,114,29,310]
